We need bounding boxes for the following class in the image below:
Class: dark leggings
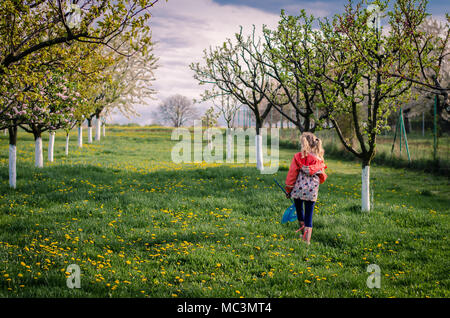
[294,199,315,228]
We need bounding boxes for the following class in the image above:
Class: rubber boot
[303,227,312,245]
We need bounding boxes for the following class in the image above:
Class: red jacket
[285,152,327,193]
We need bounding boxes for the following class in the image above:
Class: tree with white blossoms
[0,0,161,188]
[101,31,158,125]
[86,33,158,142]
[19,70,81,168]
[64,74,96,154]
[0,73,33,187]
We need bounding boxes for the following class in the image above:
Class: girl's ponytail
[300,132,324,161]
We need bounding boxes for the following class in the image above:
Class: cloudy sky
[109,0,449,125]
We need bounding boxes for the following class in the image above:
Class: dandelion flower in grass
[304,280,311,284]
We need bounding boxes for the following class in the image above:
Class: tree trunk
[303,114,311,132]
[280,108,284,129]
[102,122,106,137]
[95,114,101,141]
[361,165,370,212]
[8,126,17,188]
[206,127,212,151]
[48,131,55,162]
[78,125,83,148]
[34,131,43,168]
[65,133,70,156]
[87,119,93,143]
[255,121,264,171]
[226,127,233,161]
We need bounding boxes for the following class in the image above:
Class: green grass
[0,126,448,298]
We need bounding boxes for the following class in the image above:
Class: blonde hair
[300,132,324,161]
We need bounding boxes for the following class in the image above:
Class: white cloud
[110,0,280,125]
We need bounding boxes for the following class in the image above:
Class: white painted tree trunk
[362,165,370,211]
[3,129,6,136]
[207,129,212,150]
[9,144,16,188]
[255,134,264,171]
[78,126,83,148]
[95,116,101,141]
[35,137,43,168]
[88,126,92,144]
[48,131,55,162]
[65,133,70,156]
[102,123,106,137]
[226,128,233,161]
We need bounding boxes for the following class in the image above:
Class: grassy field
[0,126,449,298]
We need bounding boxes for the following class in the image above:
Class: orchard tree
[190,28,278,171]
[0,0,161,188]
[210,94,241,130]
[257,12,326,132]
[19,70,80,168]
[383,1,449,113]
[0,0,159,133]
[102,31,159,120]
[86,33,158,141]
[313,0,414,211]
[0,0,159,73]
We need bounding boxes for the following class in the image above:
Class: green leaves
[1,0,160,130]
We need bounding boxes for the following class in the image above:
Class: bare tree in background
[155,94,198,127]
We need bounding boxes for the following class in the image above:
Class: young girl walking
[285,132,327,244]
